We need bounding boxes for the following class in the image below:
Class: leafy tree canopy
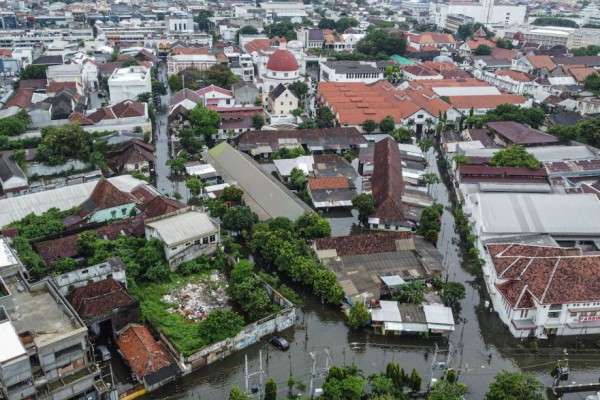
[489,145,541,169]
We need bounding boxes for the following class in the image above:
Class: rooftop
[6,276,85,348]
[145,209,217,246]
[486,121,558,146]
[68,278,136,321]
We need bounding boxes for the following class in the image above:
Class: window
[121,208,127,215]
[570,312,577,317]
[111,210,117,218]
[194,239,200,245]
[171,246,178,251]
[548,311,561,319]
[202,237,209,244]
[210,235,216,242]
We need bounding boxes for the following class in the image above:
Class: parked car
[95,345,111,361]
[269,336,289,351]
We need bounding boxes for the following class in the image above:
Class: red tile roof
[117,324,175,380]
[47,81,77,93]
[142,195,185,218]
[266,49,299,72]
[487,243,600,307]
[308,176,350,190]
[87,100,145,123]
[3,87,34,109]
[466,38,496,50]
[496,69,533,83]
[315,231,414,256]
[447,94,527,109]
[196,84,233,97]
[81,179,137,215]
[68,278,136,320]
[244,37,286,54]
[171,47,209,55]
[371,137,405,224]
[458,164,548,184]
[527,55,556,70]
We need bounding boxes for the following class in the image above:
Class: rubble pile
[162,273,230,321]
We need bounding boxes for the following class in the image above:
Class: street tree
[185,176,204,197]
[362,119,378,133]
[252,113,265,130]
[295,212,331,239]
[352,193,375,225]
[485,371,544,400]
[347,302,370,329]
[316,106,335,128]
[379,116,396,133]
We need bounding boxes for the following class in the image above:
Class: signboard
[579,315,600,322]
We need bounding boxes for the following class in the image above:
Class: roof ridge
[540,257,562,303]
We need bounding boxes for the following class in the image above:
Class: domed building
[260,48,302,93]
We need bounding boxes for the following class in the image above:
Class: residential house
[267,83,298,117]
[117,323,179,391]
[197,84,234,108]
[0,271,110,400]
[79,179,139,223]
[236,127,368,157]
[369,138,433,231]
[401,65,443,81]
[512,55,556,76]
[307,176,357,209]
[166,47,218,76]
[169,88,204,118]
[46,63,84,92]
[319,60,384,84]
[370,301,455,335]
[474,69,540,96]
[485,121,559,147]
[105,139,155,175]
[0,151,28,196]
[144,208,220,268]
[406,32,457,51]
[108,66,151,105]
[232,81,260,105]
[75,99,151,133]
[314,232,443,302]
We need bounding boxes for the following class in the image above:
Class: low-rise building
[144,208,220,268]
[267,83,298,117]
[167,48,218,76]
[319,60,384,84]
[370,301,455,335]
[108,66,152,105]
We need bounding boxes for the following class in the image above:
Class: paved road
[153,64,190,202]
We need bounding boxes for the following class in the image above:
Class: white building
[430,0,526,27]
[46,64,84,90]
[319,60,384,83]
[144,208,220,268]
[259,47,303,93]
[166,49,218,76]
[268,84,299,117]
[108,66,151,104]
[464,192,600,338]
[168,15,194,33]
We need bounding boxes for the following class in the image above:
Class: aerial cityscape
[2,0,600,398]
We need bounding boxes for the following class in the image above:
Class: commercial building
[207,142,311,220]
[430,0,526,27]
[370,301,455,335]
[0,271,110,400]
[108,66,152,105]
[145,208,220,268]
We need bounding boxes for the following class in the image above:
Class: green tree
[264,21,297,40]
[408,369,421,392]
[385,363,407,391]
[485,371,544,400]
[356,29,407,56]
[188,104,220,145]
[288,81,309,100]
[428,380,468,400]
[391,127,412,143]
[369,374,396,396]
[19,64,48,80]
[289,167,307,191]
[439,282,466,308]
[195,9,213,32]
[229,260,277,320]
[379,116,396,133]
[37,124,93,165]
[422,172,440,185]
[417,203,443,244]
[295,212,331,239]
[202,64,239,89]
[322,366,366,400]
[236,25,258,43]
[584,72,600,92]
[532,17,578,28]
[362,119,378,133]
[474,44,492,55]
[347,302,370,329]
[167,154,187,176]
[252,113,265,130]
[352,193,375,225]
[489,145,541,169]
[318,18,336,30]
[393,281,426,304]
[0,112,30,137]
[313,268,344,304]
[548,124,577,143]
[76,231,98,258]
[222,206,258,233]
[53,257,79,273]
[186,176,204,197]
[168,74,183,91]
[496,38,513,49]
[335,17,359,33]
[316,106,335,128]
[221,186,244,203]
[198,309,245,344]
[264,378,277,400]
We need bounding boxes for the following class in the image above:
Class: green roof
[390,55,415,65]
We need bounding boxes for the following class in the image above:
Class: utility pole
[244,351,265,399]
[308,348,332,399]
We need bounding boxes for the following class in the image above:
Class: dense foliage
[532,17,578,28]
[0,110,31,137]
[489,145,541,169]
[352,193,375,225]
[417,203,443,244]
[572,45,600,56]
[549,117,600,147]
[468,104,545,129]
[484,371,544,400]
[264,21,297,40]
[347,302,370,329]
[250,218,344,304]
[37,124,94,165]
[229,260,280,321]
[356,29,407,56]
[474,44,492,55]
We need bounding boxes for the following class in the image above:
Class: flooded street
[146,150,600,399]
